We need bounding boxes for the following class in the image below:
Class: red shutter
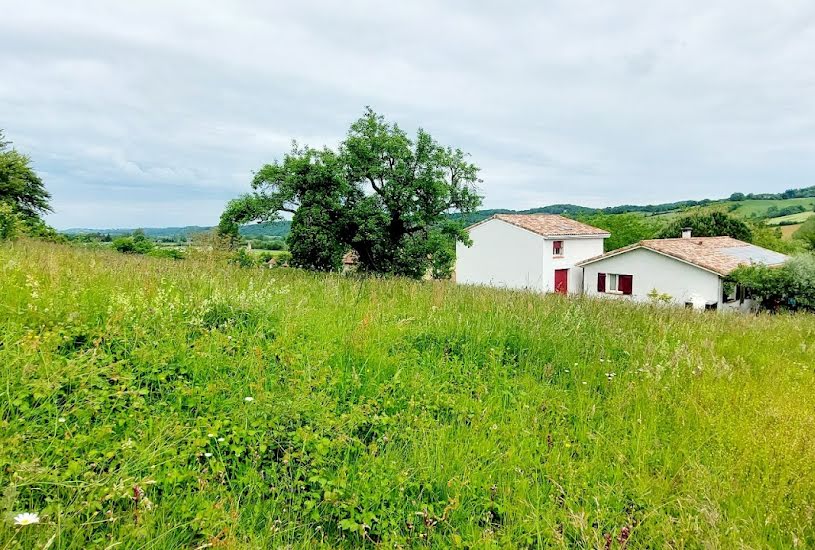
[619,275,633,295]
[597,273,606,292]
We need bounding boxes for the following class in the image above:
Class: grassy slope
[1,242,814,548]
[648,197,815,220]
[766,211,815,226]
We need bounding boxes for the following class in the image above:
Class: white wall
[582,247,722,308]
[542,237,605,294]
[455,219,545,291]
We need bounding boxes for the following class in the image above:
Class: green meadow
[1,241,814,548]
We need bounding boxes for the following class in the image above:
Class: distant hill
[62,221,292,239]
[61,186,815,239]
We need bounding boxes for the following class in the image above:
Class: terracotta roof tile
[486,214,610,237]
[579,236,788,276]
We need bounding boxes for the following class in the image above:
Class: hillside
[1,241,813,548]
[61,187,815,240]
[62,221,292,239]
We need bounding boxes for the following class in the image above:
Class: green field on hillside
[1,242,814,548]
[766,210,815,226]
[646,197,815,223]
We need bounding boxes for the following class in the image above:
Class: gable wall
[455,219,545,291]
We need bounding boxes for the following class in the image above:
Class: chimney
[681,227,692,239]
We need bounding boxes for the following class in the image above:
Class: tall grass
[1,240,813,548]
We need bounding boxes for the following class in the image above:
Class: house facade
[455,214,609,293]
[577,233,788,310]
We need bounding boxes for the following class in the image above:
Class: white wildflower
[244,397,254,402]
[204,452,213,458]
[13,512,39,526]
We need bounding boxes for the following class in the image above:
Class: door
[554,269,568,294]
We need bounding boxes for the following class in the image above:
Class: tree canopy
[220,109,483,278]
[578,213,659,251]
[0,130,51,220]
[658,211,753,241]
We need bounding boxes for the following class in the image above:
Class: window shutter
[620,275,633,295]
[597,273,606,292]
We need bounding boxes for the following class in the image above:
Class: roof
[577,236,788,276]
[469,214,610,238]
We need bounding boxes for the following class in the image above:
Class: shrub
[148,247,185,260]
[730,254,815,311]
[112,231,155,255]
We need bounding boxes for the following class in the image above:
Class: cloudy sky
[2,1,814,229]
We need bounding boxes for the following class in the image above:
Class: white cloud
[1,0,814,228]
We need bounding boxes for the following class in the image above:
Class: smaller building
[577,231,788,310]
[455,214,610,293]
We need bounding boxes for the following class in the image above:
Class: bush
[730,254,815,311]
[112,230,155,255]
[148,247,185,260]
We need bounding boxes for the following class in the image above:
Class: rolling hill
[61,187,815,240]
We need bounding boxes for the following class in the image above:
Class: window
[608,273,619,292]
[553,240,564,256]
[598,273,633,295]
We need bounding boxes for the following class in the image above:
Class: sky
[2,1,815,229]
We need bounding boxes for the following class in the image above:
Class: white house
[455,214,610,293]
[577,231,788,310]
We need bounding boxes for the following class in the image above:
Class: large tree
[658,211,753,241]
[0,130,52,220]
[220,109,483,277]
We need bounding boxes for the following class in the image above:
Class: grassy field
[780,223,804,239]
[648,198,815,223]
[1,241,814,548]
[766,211,814,226]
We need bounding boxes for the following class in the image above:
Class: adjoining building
[577,230,788,310]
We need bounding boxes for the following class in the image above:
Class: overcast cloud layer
[2,1,815,228]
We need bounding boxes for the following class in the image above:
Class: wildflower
[244,397,254,402]
[204,452,213,458]
[58,417,66,423]
[207,433,215,438]
[217,437,225,442]
[13,512,40,526]
[582,381,587,385]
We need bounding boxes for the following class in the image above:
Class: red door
[554,269,568,294]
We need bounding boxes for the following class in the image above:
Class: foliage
[658,211,753,241]
[0,201,20,240]
[646,288,672,303]
[112,230,155,255]
[793,215,815,250]
[578,213,660,251]
[148,247,185,260]
[221,108,482,278]
[749,222,805,254]
[248,238,286,250]
[766,204,806,219]
[730,254,815,311]
[0,130,52,221]
[1,241,814,548]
